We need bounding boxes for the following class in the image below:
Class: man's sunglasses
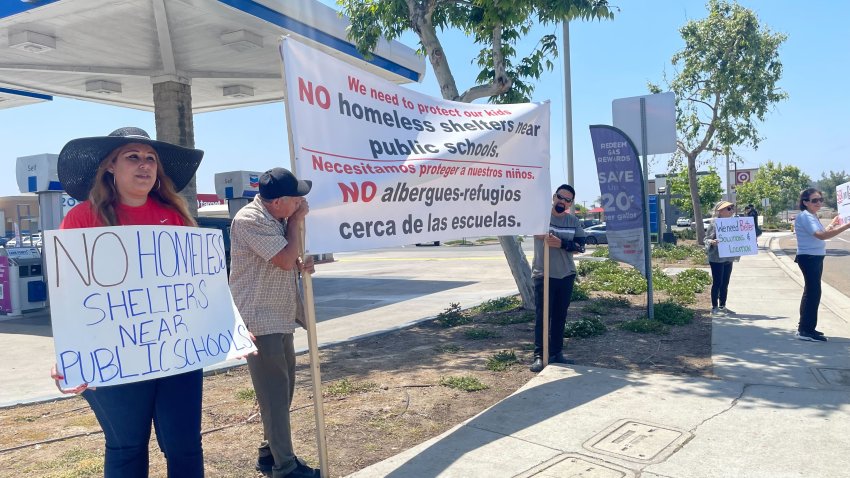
[723,206,734,211]
[555,193,574,203]
[805,197,824,204]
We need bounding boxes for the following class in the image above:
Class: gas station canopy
[0,0,425,113]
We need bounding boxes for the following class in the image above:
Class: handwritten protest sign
[280,39,551,254]
[44,226,256,388]
[716,217,758,258]
[836,181,850,226]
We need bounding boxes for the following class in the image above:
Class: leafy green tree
[668,167,722,217]
[649,0,787,244]
[735,161,811,221]
[338,0,614,308]
[816,170,850,209]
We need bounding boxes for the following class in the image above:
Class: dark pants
[709,261,734,308]
[82,370,204,478]
[533,275,576,358]
[796,254,824,333]
[247,333,298,478]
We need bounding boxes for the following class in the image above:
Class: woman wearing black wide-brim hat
[49,127,206,477]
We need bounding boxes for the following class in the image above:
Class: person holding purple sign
[529,184,586,373]
[793,188,850,342]
[49,127,206,477]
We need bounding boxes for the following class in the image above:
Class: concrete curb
[765,233,850,326]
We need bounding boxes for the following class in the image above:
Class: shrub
[474,296,521,313]
[486,350,518,371]
[440,375,488,392]
[591,246,609,257]
[436,302,470,327]
[564,317,607,338]
[652,266,674,291]
[654,300,694,325]
[618,319,669,334]
[571,281,590,301]
[235,388,256,401]
[661,268,711,304]
[677,268,711,287]
[578,258,615,277]
[689,248,708,265]
[584,265,648,295]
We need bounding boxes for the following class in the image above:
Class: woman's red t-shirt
[60,198,185,229]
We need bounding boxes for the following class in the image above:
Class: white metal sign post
[612,92,676,319]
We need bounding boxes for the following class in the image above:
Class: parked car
[676,217,691,227]
[584,223,607,245]
[5,234,42,248]
[691,218,713,231]
[581,218,601,228]
[195,216,232,272]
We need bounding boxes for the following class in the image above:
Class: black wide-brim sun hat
[58,127,204,201]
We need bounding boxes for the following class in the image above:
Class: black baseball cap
[258,167,312,199]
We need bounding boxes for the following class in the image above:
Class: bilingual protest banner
[837,181,850,225]
[280,38,551,254]
[588,125,646,275]
[44,226,257,388]
[715,217,758,258]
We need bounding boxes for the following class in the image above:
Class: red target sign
[735,171,752,185]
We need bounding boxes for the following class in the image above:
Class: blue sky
[1,0,847,206]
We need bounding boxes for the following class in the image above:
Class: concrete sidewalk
[351,232,850,478]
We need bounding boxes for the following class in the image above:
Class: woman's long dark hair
[88,146,196,226]
[798,187,822,212]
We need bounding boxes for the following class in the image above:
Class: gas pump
[10,153,65,316]
[214,170,333,264]
[16,153,66,231]
[215,170,261,218]
[0,247,46,316]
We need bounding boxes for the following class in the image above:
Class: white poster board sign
[716,217,758,258]
[44,226,256,388]
[280,38,551,254]
[836,181,850,226]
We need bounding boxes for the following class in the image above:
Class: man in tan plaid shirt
[229,167,318,478]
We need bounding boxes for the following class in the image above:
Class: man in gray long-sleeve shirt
[530,184,586,373]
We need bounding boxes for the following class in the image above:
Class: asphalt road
[777,229,850,298]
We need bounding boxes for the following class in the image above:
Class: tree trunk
[498,235,535,310]
[409,4,535,309]
[687,153,705,244]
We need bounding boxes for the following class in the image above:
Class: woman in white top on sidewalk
[705,200,739,317]
[793,188,850,342]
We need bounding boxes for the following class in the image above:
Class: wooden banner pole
[280,37,329,477]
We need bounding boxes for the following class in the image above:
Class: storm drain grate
[813,367,850,387]
[583,419,692,464]
[514,453,635,478]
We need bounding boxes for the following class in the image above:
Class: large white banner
[837,181,850,226]
[44,226,256,388]
[716,217,758,258]
[280,39,551,254]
